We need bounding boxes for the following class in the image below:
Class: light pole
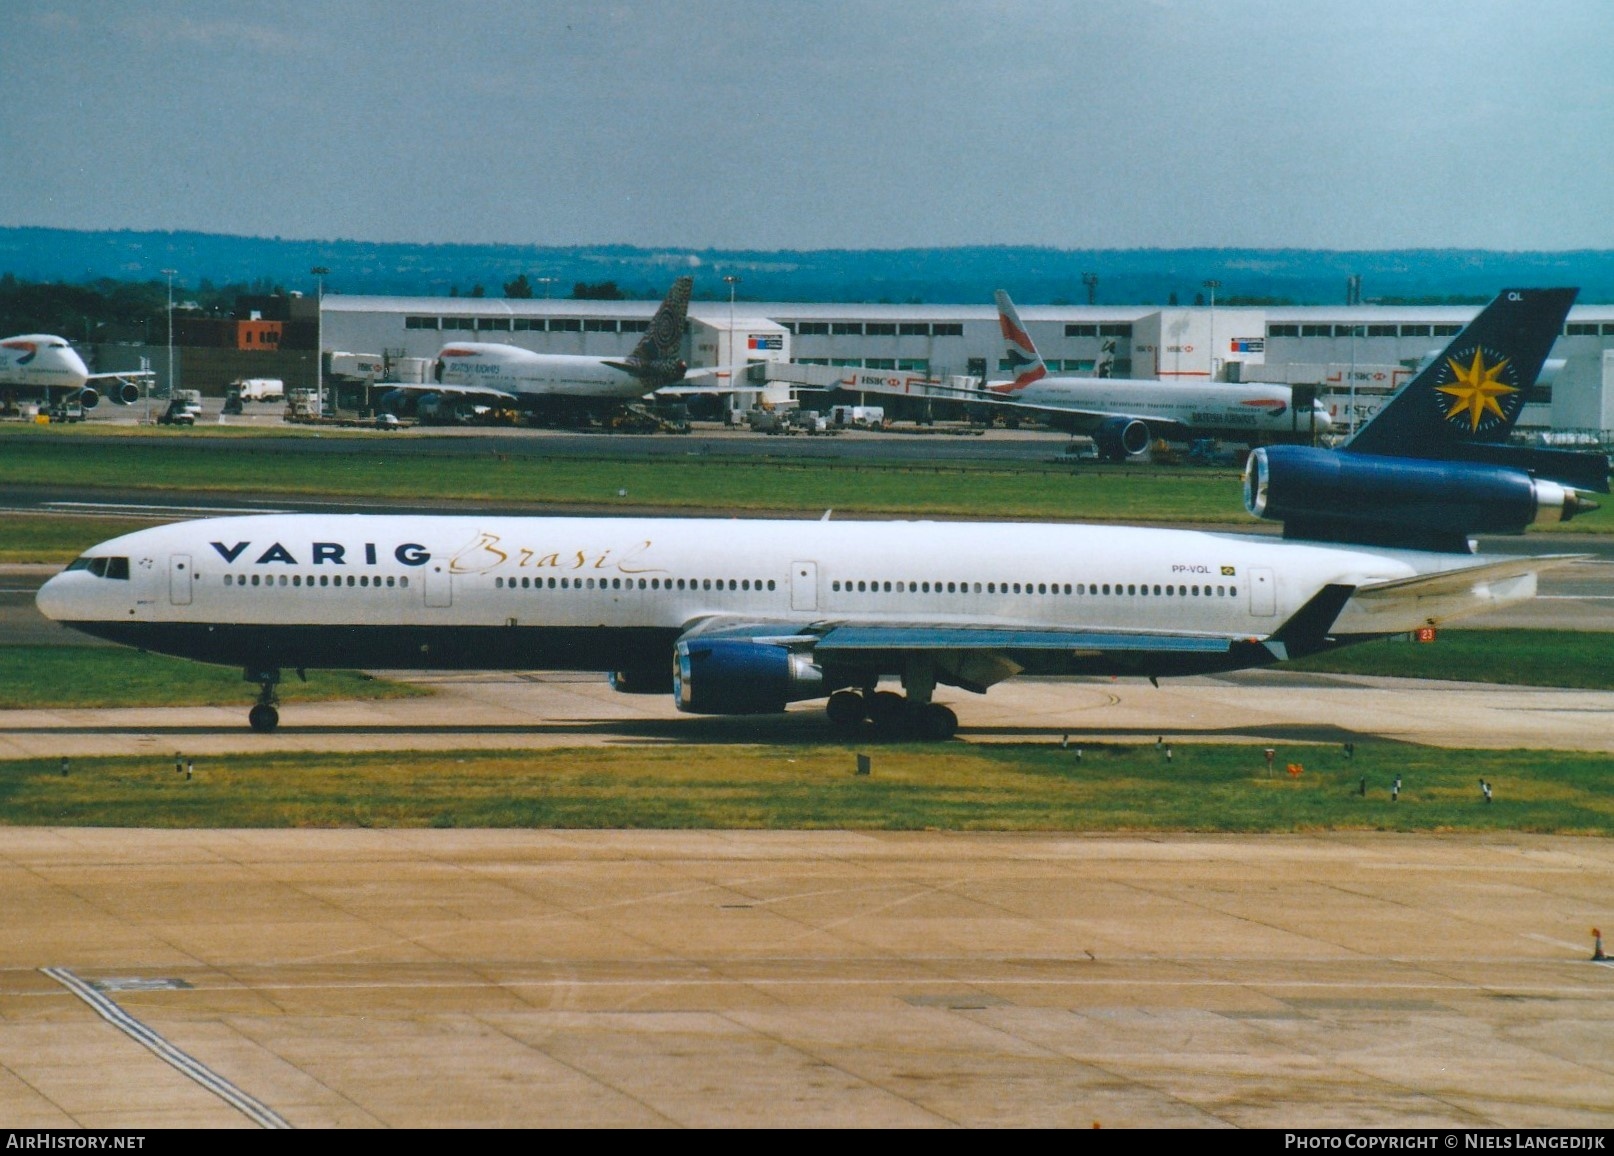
[724,275,742,420]
[1202,279,1221,383]
[1082,272,1098,306]
[160,269,177,417]
[1347,319,1360,437]
[311,267,329,416]
[535,277,555,299]
[1346,272,1361,436]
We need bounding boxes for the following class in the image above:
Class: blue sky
[5,0,1613,250]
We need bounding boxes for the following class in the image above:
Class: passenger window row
[831,579,1238,597]
[222,573,409,589]
[494,576,779,592]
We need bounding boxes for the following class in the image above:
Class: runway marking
[42,502,293,517]
[42,966,291,1130]
[22,972,1608,999]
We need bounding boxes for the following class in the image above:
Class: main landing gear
[827,689,958,740]
[824,662,958,741]
[245,667,280,733]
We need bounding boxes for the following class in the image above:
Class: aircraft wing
[84,370,155,382]
[812,623,1241,655]
[963,389,1190,432]
[652,364,765,395]
[843,374,1190,431]
[372,380,519,402]
[677,614,1271,694]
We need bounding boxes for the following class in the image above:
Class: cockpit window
[68,556,129,579]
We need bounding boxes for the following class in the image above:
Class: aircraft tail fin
[988,290,1048,394]
[1343,288,1577,458]
[622,276,694,379]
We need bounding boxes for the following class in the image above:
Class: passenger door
[168,554,193,606]
[424,560,452,608]
[1247,567,1276,617]
[790,561,818,612]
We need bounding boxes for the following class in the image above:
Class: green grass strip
[1281,629,1614,690]
[0,742,1606,833]
[0,646,427,709]
[0,429,1303,523]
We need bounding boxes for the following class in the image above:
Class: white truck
[234,377,285,403]
[829,404,885,429]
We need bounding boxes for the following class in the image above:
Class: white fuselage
[36,514,1527,668]
[434,343,650,400]
[994,376,1332,437]
[0,334,90,392]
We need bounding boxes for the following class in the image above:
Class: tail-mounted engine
[1244,445,1598,552]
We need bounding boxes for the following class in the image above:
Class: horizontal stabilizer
[1439,442,1611,494]
[1351,554,1588,601]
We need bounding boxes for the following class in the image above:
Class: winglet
[989,290,1048,394]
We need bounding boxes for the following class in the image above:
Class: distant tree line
[0,273,289,342]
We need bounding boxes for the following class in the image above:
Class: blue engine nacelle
[378,388,412,416]
[1244,445,1593,549]
[1093,416,1152,461]
[107,381,140,405]
[76,386,100,410]
[674,639,824,714]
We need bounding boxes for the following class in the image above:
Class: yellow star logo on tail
[1437,348,1517,431]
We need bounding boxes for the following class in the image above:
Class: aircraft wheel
[866,691,910,736]
[825,690,867,728]
[248,704,279,733]
[916,703,958,742]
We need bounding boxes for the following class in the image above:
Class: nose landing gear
[245,667,281,733]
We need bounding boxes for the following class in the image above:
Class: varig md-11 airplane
[37,290,1604,739]
[0,334,153,410]
[873,291,1333,460]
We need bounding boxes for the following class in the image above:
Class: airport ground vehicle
[233,378,285,403]
[830,405,885,429]
[156,390,202,426]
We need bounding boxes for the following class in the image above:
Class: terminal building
[309,294,1614,439]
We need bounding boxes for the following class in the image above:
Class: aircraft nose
[35,570,75,622]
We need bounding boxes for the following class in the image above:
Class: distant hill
[4,226,1614,305]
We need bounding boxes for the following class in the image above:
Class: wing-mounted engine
[1244,444,1599,552]
[105,381,141,405]
[1093,416,1152,461]
[673,638,825,714]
